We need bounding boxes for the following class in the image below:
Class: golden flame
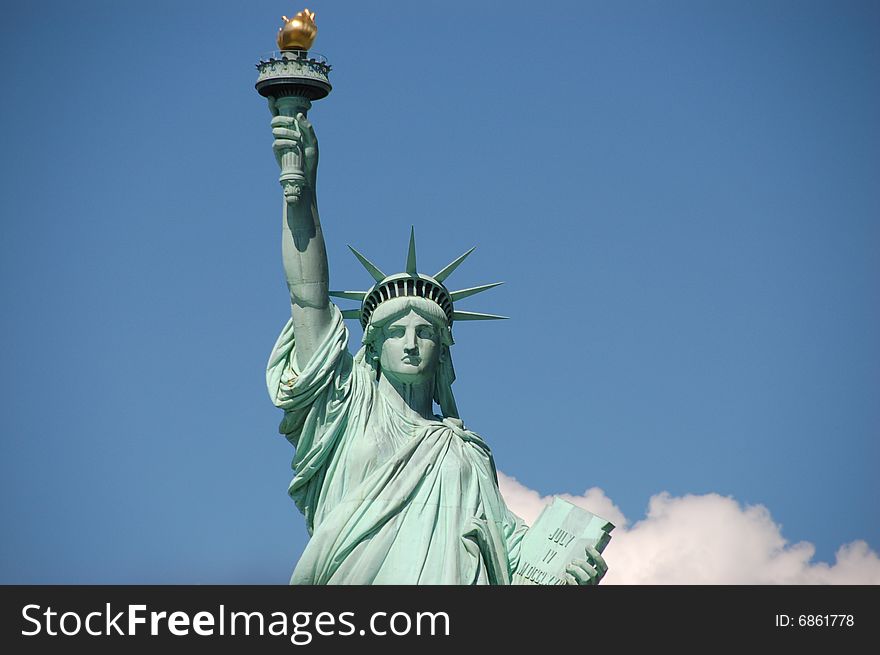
[277,9,318,51]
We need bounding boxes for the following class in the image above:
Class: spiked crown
[330,228,507,329]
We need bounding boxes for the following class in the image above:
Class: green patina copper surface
[257,39,610,585]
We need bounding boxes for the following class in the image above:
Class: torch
[255,9,332,204]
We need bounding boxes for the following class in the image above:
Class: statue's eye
[417,326,435,339]
[386,327,405,338]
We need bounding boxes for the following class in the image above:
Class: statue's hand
[562,544,608,585]
[270,111,319,187]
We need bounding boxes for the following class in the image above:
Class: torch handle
[272,95,313,203]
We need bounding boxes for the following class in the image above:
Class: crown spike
[434,247,475,283]
[347,245,386,282]
[450,282,504,302]
[405,226,418,275]
[329,290,368,301]
[341,309,362,320]
[452,310,509,321]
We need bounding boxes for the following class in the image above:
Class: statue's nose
[404,329,418,352]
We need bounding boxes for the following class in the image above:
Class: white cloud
[497,472,880,584]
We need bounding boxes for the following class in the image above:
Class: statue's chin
[380,367,434,385]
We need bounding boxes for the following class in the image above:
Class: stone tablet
[512,497,615,585]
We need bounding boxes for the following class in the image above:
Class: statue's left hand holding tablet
[563,544,609,585]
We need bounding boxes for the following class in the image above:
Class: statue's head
[336,228,508,418]
[363,296,452,385]
[362,295,458,418]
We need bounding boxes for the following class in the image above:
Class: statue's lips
[401,356,421,365]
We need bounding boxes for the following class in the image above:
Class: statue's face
[378,310,442,383]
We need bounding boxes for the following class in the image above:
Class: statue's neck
[377,374,435,421]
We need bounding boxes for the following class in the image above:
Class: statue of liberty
[262,13,608,586]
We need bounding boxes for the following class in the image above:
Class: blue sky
[1,0,877,583]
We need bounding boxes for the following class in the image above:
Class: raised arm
[269,101,334,370]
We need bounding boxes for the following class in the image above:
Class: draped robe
[266,305,528,584]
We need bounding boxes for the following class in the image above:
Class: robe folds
[267,304,527,584]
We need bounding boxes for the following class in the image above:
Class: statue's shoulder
[441,416,491,454]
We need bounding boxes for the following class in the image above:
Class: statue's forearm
[281,190,333,369]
